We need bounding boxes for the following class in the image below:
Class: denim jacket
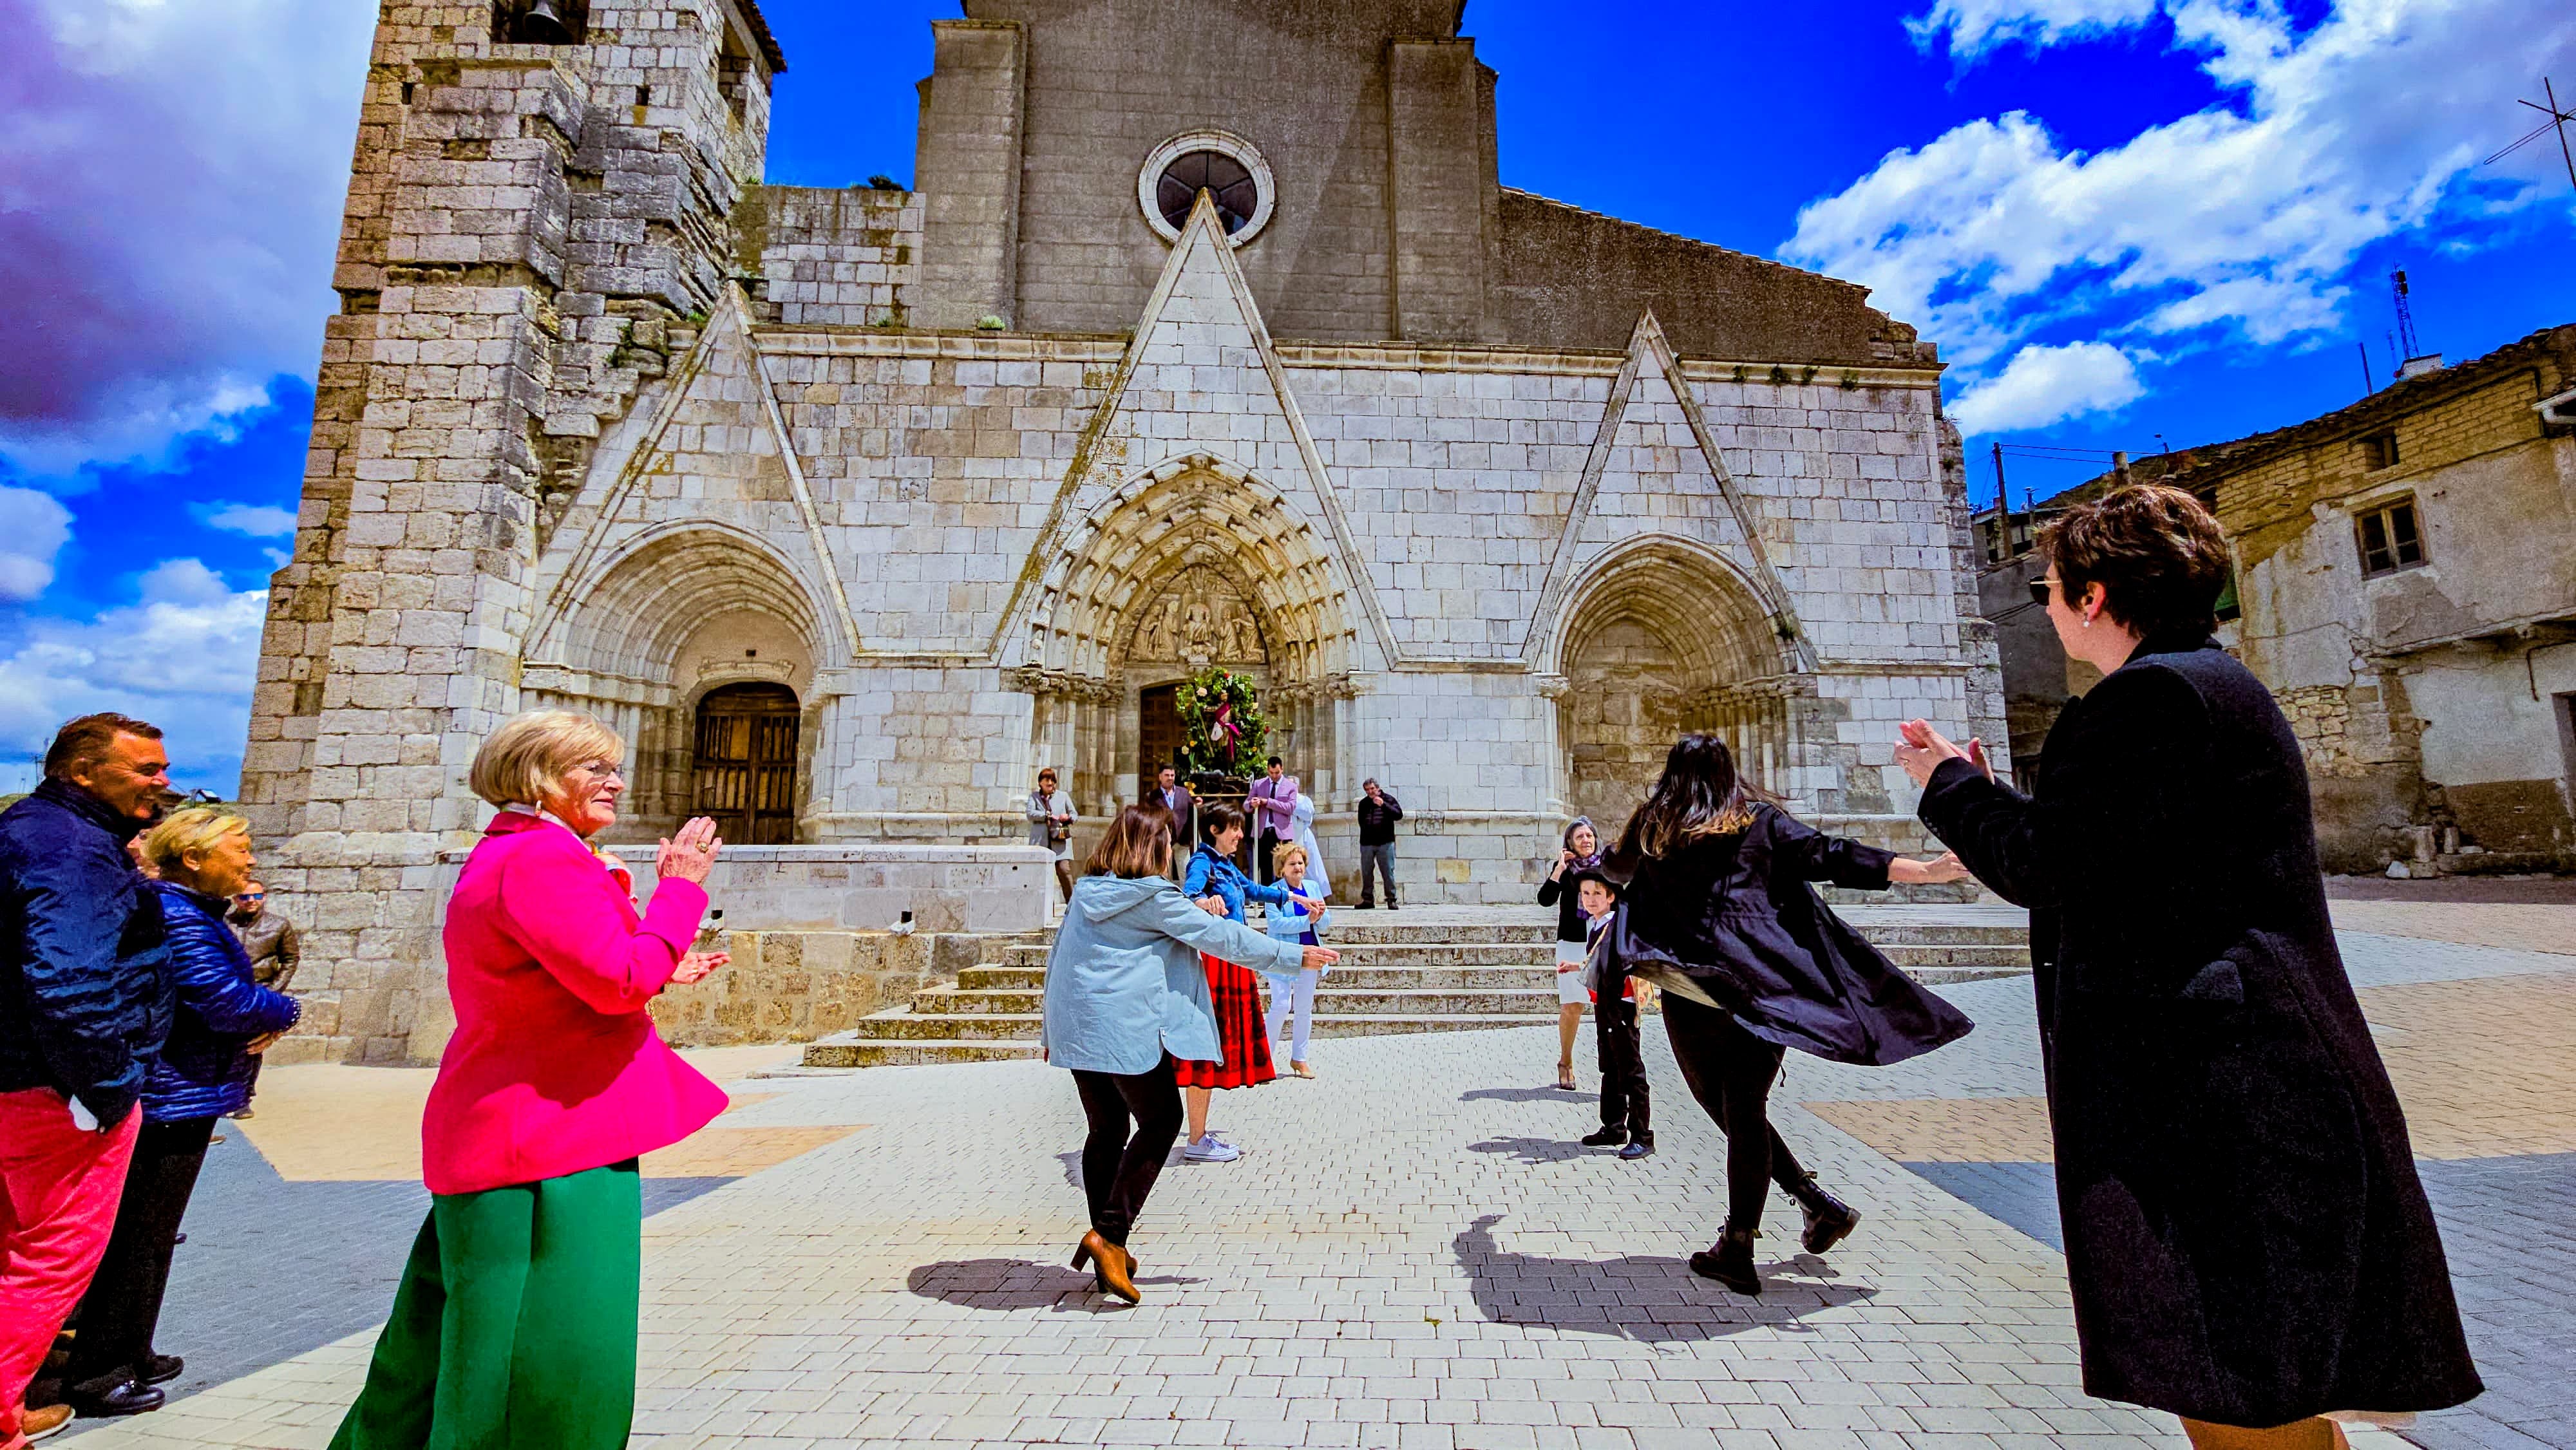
[1182,843,1293,925]
[1037,874,1302,1075]
[1260,892,1329,948]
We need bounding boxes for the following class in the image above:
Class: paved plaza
[53,899,2576,1450]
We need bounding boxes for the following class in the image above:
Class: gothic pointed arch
[1546,536,1801,825]
[1021,452,1357,688]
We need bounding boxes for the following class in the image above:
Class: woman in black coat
[1605,735,1975,1294]
[1898,484,2480,1448]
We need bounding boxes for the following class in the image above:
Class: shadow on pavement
[1464,1135,1593,1164]
[1459,1086,1595,1105]
[1452,1214,1875,1343]
[905,1257,1202,1313]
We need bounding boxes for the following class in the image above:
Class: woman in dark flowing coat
[1604,735,1976,1295]
[1898,484,2480,1449]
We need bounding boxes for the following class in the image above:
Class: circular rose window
[1137,131,1274,247]
[1157,151,1257,234]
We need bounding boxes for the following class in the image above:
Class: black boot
[1787,1174,1862,1256]
[1689,1225,1761,1295]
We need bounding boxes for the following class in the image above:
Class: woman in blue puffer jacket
[61,807,299,1414]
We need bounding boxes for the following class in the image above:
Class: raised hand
[1895,719,1971,787]
[670,950,729,986]
[1965,738,1996,782]
[657,816,724,885]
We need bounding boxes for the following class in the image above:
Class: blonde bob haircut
[468,709,625,809]
[1269,840,1309,874]
[140,805,251,874]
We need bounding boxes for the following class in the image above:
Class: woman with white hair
[328,710,730,1450]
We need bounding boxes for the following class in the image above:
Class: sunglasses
[235,892,266,902]
[2028,578,2060,608]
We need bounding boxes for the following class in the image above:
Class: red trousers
[0,1088,139,1446]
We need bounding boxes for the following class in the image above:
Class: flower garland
[1175,666,1267,778]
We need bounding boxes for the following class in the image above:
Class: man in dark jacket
[1150,766,1196,847]
[1352,778,1403,909]
[0,713,176,1436]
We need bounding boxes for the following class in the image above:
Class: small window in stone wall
[491,0,586,46]
[2358,430,2400,471]
[1157,151,1258,234]
[2354,498,2425,577]
[715,21,757,120]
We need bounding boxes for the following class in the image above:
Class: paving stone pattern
[61,914,2572,1450]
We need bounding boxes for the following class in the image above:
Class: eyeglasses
[2028,578,2060,608]
[573,760,625,781]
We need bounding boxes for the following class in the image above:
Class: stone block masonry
[243,1,2007,1064]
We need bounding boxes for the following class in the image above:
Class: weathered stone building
[240,0,2002,1060]
[1979,326,2576,875]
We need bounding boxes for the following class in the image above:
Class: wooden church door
[692,683,800,845]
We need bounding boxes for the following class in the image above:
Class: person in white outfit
[1262,842,1329,1078]
[1288,787,1331,899]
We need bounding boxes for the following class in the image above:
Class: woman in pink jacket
[329,710,729,1450]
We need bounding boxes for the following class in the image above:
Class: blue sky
[5,0,2573,791]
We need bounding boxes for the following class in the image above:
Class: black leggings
[1662,994,1810,1231]
[65,1115,218,1389]
[1070,1055,1185,1247]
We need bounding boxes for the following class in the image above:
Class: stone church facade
[242,0,2003,1059]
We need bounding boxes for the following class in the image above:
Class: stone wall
[750,184,922,326]
[650,928,1022,1047]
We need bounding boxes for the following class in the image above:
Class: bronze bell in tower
[515,0,575,44]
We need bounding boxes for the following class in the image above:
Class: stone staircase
[800,907,2029,1068]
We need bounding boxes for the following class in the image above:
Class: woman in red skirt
[1175,804,1315,1162]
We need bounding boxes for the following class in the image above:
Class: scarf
[1564,816,1603,872]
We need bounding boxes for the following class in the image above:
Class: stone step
[963,941,2022,991]
[802,1039,1046,1068]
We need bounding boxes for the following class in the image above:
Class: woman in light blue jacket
[1039,804,1336,1303]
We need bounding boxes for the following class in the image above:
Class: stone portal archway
[525,525,829,838]
[1551,542,1792,829]
[1019,458,1356,811]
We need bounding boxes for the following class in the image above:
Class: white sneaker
[1182,1135,1241,1163]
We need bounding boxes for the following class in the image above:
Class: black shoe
[1354,901,1376,910]
[1618,1138,1654,1160]
[142,1354,184,1386]
[68,1379,165,1417]
[1689,1226,1761,1295]
[1789,1174,1862,1256]
[1578,1126,1626,1147]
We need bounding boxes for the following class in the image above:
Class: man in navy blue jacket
[0,713,175,1438]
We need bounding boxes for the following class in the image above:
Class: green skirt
[329,1160,643,1450]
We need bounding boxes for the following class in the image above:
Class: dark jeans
[1662,994,1808,1231]
[1070,1056,1184,1247]
[65,1115,218,1390]
[1357,843,1397,905]
[1595,993,1651,1141]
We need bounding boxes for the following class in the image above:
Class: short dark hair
[1157,764,1176,778]
[1266,755,1282,767]
[2041,484,2230,642]
[1363,777,1379,789]
[1084,804,1175,880]
[1198,800,1247,841]
[44,713,164,783]
[1037,767,1058,782]
[1572,868,1620,898]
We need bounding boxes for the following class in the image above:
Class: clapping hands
[1895,720,1993,788]
[656,816,724,885]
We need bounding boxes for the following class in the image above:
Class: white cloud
[0,487,74,601]
[0,559,267,792]
[1950,341,2146,432]
[203,502,299,538]
[1909,0,2159,55]
[0,0,372,477]
[1788,0,2576,424]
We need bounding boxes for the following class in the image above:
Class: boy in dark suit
[1573,869,1651,1158]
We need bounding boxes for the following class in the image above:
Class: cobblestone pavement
[59,905,2571,1450]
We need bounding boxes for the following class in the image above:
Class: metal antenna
[2485,77,2576,191]
[2391,268,2420,361]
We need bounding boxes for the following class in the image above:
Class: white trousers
[1265,970,1317,1064]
